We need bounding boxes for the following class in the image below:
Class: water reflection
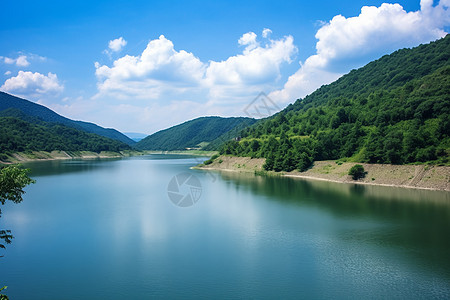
[3,157,449,299]
[22,158,121,177]
[21,155,209,177]
[214,171,450,278]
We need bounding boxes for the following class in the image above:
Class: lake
[1,155,449,299]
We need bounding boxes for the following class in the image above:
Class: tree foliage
[135,117,256,151]
[0,92,135,145]
[348,164,366,180]
[0,165,35,255]
[0,286,8,300]
[0,117,131,155]
[219,35,450,172]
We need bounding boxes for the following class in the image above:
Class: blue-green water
[1,155,449,299]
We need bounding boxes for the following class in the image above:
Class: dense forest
[135,117,255,151]
[0,92,135,145]
[0,116,130,159]
[220,35,450,171]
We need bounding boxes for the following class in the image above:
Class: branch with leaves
[0,165,35,253]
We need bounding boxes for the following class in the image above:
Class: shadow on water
[21,158,122,177]
[215,171,450,277]
[21,154,209,177]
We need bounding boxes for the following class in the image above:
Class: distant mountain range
[0,92,135,146]
[135,116,256,151]
[0,92,257,154]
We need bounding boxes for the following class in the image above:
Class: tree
[0,285,8,300]
[0,165,35,254]
[0,165,34,299]
[348,164,366,180]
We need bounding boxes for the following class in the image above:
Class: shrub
[348,164,366,180]
[203,154,219,165]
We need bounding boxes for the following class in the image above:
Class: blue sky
[0,0,448,134]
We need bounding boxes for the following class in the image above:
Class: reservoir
[1,155,449,299]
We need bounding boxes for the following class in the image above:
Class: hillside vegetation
[0,92,135,145]
[0,117,130,160]
[220,35,450,171]
[135,117,255,151]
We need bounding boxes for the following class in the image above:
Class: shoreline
[196,156,450,192]
[0,149,217,165]
[0,150,144,165]
[3,152,448,192]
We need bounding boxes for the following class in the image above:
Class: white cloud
[3,57,15,65]
[15,55,30,67]
[270,1,450,103]
[96,35,205,99]
[0,71,64,99]
[262,28,272,38]
[205,33,296,103]
[95,31,296,104]
[88,0,450,133]
[4,71,11,76]
[108,37,127,52]
[90,31,297,131]
[238,32,259,51]
[207,34,295,85]
[1,53,45,67]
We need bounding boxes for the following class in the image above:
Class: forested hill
[220,35,450,171]
[0,116,130,158]
[0,92,135,145]
[135,116,256,151]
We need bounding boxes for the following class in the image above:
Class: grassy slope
[198,155,450,191]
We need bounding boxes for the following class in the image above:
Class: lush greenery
[0,117,131,157]
[135,117,256,151]
[0,165,35,253]
[0,92,135,145]
[0,286,8,300]
[203,118,257,151]
[348,164,366,180]
[0,165,35,299]
[220,35,450,171]
[203,154,220,165]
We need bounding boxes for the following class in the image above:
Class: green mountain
[135,116,256,151]
[0,92,135,145]
[220,35,450,171]
[0,116,130,157]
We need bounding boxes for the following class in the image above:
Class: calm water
[1,155,449,299]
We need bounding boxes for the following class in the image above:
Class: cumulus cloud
[95,31,296,104]
[96,35,205,99]
[108,37,127,52]
[238,32,259,51]
[269,0,450,103]
[0,71,64,99]
[205,33,296,104]
[15,55,30,67]
[2,55,30,67]
[3,57,15,65]
[89,0,450,132]
[0,53,46,68]
[208,32,295,85]
[262,28,272,38]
